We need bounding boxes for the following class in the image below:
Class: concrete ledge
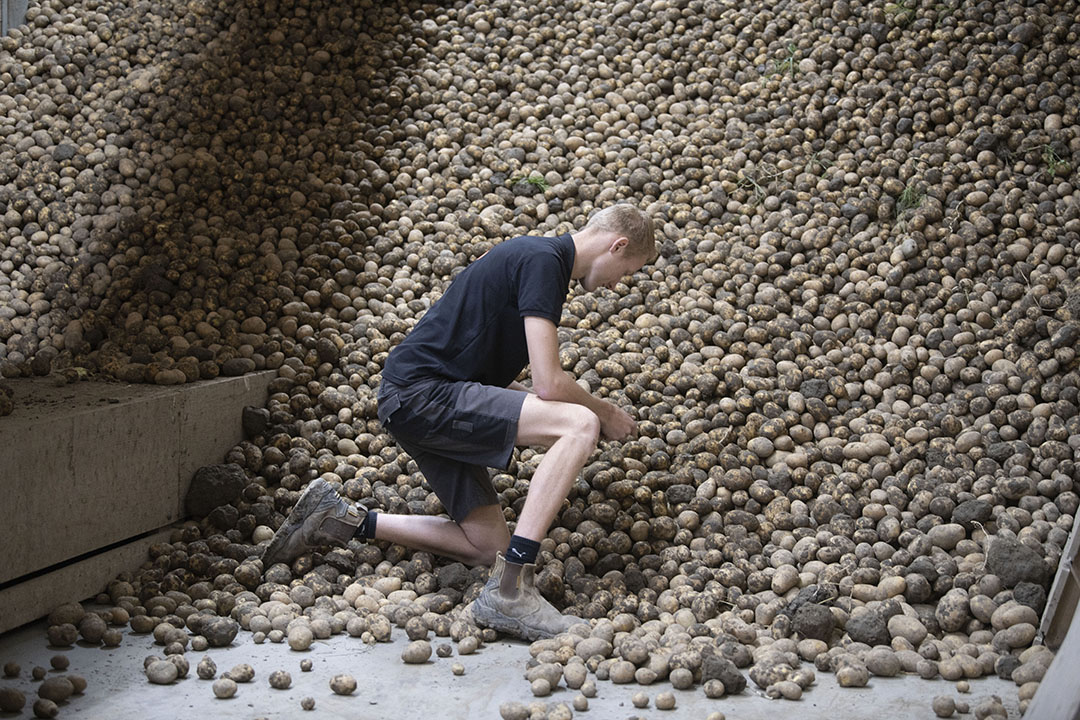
[0,528,174,634]
[0,372,273,590]
[1041,509,1080,649]
[1028,592,1080,719]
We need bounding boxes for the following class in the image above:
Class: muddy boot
[471,553,578,641]
[262,478,364,567]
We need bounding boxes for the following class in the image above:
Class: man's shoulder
[503,232,571,246]
[497,233,573,261]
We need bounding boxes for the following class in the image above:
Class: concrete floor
[0,615,1022,720]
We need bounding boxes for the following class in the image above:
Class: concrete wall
[1,0,28,35]
[1028,599,1080,719]
[0,372,272,632]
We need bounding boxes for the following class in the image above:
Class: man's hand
[525,316,640,443]
[599,402,638,441]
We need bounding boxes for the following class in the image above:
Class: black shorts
[376,377,527,522]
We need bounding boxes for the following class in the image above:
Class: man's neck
[569,228,609,280]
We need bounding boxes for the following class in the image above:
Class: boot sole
[470,594,551,642]
[262,479,332,566]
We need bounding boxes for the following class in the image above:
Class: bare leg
[373,504,509,566]
[372,395,597,578]
[512,393,601,541]
[498,394,600,597]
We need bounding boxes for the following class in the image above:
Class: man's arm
[507,380,533,393]
[523,316,637,441]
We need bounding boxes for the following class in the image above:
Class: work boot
[262,478,364,567]
[470,553,578,641]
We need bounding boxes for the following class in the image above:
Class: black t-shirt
[381,233,575,388]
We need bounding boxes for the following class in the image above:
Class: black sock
[505,534,540,566]
[354,510,378,540]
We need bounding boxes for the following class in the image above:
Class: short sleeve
[516,251,569,325]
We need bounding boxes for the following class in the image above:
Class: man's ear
[609,235,629,254]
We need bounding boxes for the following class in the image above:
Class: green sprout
[808,151,833,174]
[1009,141,1072,180]
[736,164,786,206]
[508,173,551,191]
[896,181,925,218]
[770,43,799,79]
[933,2,957,28]
[1042,144,1070,178]
[885,0,916,25]
[736,174,766,205]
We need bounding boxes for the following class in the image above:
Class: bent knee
[566,406,601,445]
[458,507,509,567]
[461,543,501,567]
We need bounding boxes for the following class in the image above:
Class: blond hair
[585,205,658,263]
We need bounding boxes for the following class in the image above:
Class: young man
[263,204,657,640]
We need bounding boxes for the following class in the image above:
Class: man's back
[381,233,575,388]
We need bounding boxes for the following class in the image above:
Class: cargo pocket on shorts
[377,391,401,432]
